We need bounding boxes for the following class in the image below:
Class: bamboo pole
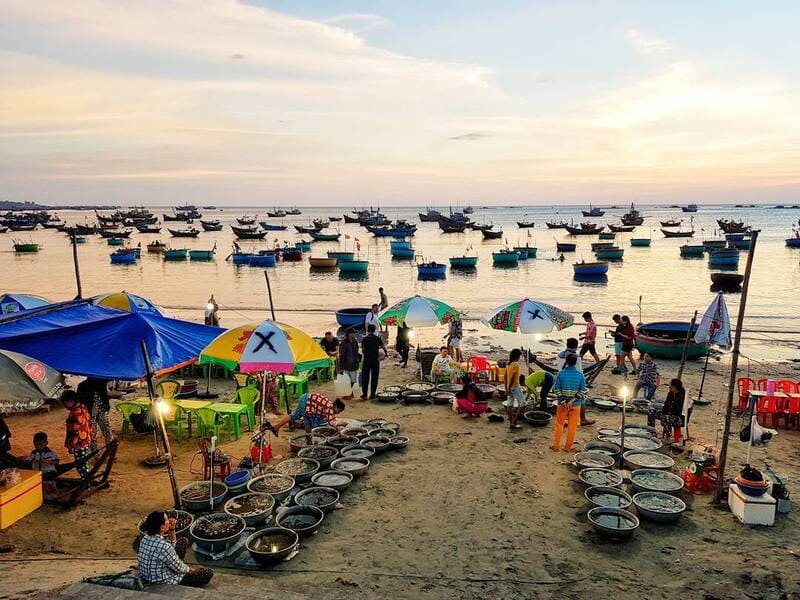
[714,230,759,505]
[70,231,83,299]
[677,310,699,380]
[264,270,292,416]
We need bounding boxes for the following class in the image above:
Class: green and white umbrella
[378,295,459,328]
[481,299,574,334]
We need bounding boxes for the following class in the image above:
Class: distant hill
[0,200,117,211]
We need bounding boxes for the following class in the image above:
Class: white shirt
[364,311,380,330]
[556,350,582,373]
[432,354,452,374]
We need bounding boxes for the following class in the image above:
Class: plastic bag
[334,374,352,398]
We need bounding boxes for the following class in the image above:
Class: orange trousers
[552,403,580,450]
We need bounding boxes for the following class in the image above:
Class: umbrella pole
[676,310,698,381]
[696,349,711,404]
[263,270,292,415]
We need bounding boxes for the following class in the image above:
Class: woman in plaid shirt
[633,353,660,400]
[138,511,213,587]
[268,392,346,434]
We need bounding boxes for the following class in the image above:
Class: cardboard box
[0,470,43,529]
[729,483,775,526]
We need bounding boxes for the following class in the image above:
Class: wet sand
[1,348,799,599]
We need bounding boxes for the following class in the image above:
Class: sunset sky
[2,1,799,206]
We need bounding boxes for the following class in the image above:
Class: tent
[0,300,221,379]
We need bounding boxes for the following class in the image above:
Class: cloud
[325,13,391,33]
[626,28,673,55]
[447,132,490,141]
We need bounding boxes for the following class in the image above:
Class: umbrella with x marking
[198,320,330,374]
[481,299,574,334]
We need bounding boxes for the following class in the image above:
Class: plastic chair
[198,437,231,480]
[467,356,491,382]
[737,377,755,411]
[234,386,261,431]
[195,407,233,442]
[756,396,781,428]
[777,380,798,394]
[115,401,143,436]
[784,396,800,430]
[232,372,258,389]
[155,379,181,400]
[756,378,769,391]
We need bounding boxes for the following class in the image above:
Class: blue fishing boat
[338,259,369,273]
[630,238,651,247]
[390,240,411,250]
[107,237,125,246]
[367,225,417,238]
[417,262,447,279]
[786,238,800,248]
[327,251,355,262]
[250,253,276,267]
[727,237,752,250]
[336,307,370,327]
[573,261,609,276]
[556,242,577,252]
[709,248,739,267]
[591,242,614,251]
[492,250,520,265]
[598,232,616,240]
[449,255,478,268]
[110,249,138,264]
[282,248,303,262]
[702,239,727,250]
[295,240,312,252]
[391,246,415,259]
[594,246,624,261]
[231,252,255,265]
[189,247,216,261]
[680,244,705,257]
[163,248,188,261]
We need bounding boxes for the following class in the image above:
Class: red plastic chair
[467,355,491,382]
[737,377,755,411]
[756,396,781,428]
[784,396,800,430]
[199,437,231,480]
[756,378,769,391]
[777,380,798,394]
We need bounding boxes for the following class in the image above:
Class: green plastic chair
[234,387,260,431]
[232,372,258,389]
[194,407,232,441]
[162,399,191,441]
[115,401,143,436]
[155,379,182,400]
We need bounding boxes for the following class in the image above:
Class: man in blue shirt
[550,354,587,452]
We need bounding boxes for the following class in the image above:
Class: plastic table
[207,403,248,440]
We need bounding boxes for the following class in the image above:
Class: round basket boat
[331,456,370,477]
[340,444,375,459]
[246,527,299,565]
[584,440,622,457]
[430,391,455,405]
[248,474,295,502]
[587,507,639,538]
[623,450,675,471]
[190,513,246,553]
[585,485,633,510]
[289,434,327,455]
[401,390,430,404]
[275,505,324,538]
[523,410,552,427]
[632,492,686,523]
[405,381,436,393]
[578,468,623,488]
[297,445,339,469]
[294,486,340,513]
[275,458,320,484]
[575,451,615,470]
[223,492,275,527]
[630,469,685,495]
[179,481,228,512]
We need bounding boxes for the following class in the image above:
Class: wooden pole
[70,231,83,299]
[264,270,292,416]
[714,230,759,505]
[141,340,181,509]
[677,310,699,380]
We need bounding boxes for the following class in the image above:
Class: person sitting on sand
[524,369,554,412]
[138,511,214,587]
[26,432,59,477]
[431,346,456,382]
[502,349,525,430]
[647,378,686,443]
[633,353,660,400]
[550,354,587,452]
[268,392,346,435]
[454,374,489,417]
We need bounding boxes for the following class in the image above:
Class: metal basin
[600,434,662,452]
[584,440,622,457]
[340,444,375,459]
[311,469,353,492]
[361,435,391,453]
[436,383,462,393]
[224,492,275,527]
[179,481,228,513]
[341,426,369,439]
[311,425,338,437]
[331,456,370,477]
[574,451,615,469]
[190,513,246,553]
[523,410,552,427]
[276,505,324,538]
[247,474,295,502]
[289,434,327,455]
[430,391,455,405]
[587,507,639,538]
[578,468,623,488]
[632,492,686,523]
[376,391,398,403]
[623,450,675,471]
[294,486,340,513]
[371,428,396,438]
[401,390,429,404]
[246,527,299,565]
[326,435,360,450]
[630,469,685,494]
[297,445,339,469]
[585,485,632,510]
[275,458,320,484]
[405,381,435,393]
[623,425,657,437]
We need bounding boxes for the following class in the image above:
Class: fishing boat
[309,230,341,242]
[146,241,166,253]
[709,248,739,267]
[295,224,321,234]
[390,239,411,249]
[556,242,576,252]
[710,272,744,290]
[661,228,694,238]
[581,205,605,217]
[717,219,749,234]
[786,237,800,248]
[74,224,98,235]
[135,223,162,234]
[267,209,287,218]
[598,232,616,240]
[481,228,503,240]
[163,212,192,222]
[281,248,303,262]
[13,242,39,253]
[343,214,361,224]
[594,246,624,261]
[107,237,125,246]
[565,224,604,235]
[417,261,447,278]
[327,250,355,262]
[591,241,614,251]
[469,222,494,232]
[7,223,37,232]
[295,240,312,252]
[0,226,7,234]
[636,321,708,359]
[163,248,188,261]
[288,207,302,215]
[200,220,223,231]
[367,225,416,238]
[608,223,635,233]
[544,221,567,229]
[449,255,478,268]
[573,261,608,276]
[518,220,536,228]
[41,220,64,229]
[236,216,257,226]
[110,249,137,264]
[681,204,698,213]
[98,228,132,239]
[258,221,288,231]
[680,244,705,257]
[630,237,651,247]
[328,216,342,222]
[492,249,520,265]
[438,220,467,233]
[391,245,415,259]
[168,227,200,238]
[512,247,529,260]
[189,244,216,261]
[514,246,537,258]
[338,259,369,273]
[231,225,267,240]
[249,253,277,267]
[230,252,255,265]
[726,233,753,250]
[335,307,370,327]
[660,219,682,227]
[702,239,727,250]
[418,208,443,222]
[620,203,644,226]
[463,206,474,214]
[309,256,337,268]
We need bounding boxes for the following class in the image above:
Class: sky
[2,0,800,206]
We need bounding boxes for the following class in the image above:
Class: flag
[694,292,732,349]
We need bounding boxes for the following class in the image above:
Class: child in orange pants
[551,401,580,451]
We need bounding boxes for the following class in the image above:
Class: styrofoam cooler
[729,484,776,526]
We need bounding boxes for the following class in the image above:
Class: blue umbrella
[0,293,51,315]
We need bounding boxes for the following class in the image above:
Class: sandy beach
[1,341,799,600]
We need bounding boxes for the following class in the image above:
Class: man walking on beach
[338,328,360,400]
[360,324,386,400]
[446,317,463,362]
[556,339,593,425]
[550,354,586,452]
[365,304,380,332]
[579,311,600,363]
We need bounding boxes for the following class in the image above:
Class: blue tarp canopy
[0,300,222,379]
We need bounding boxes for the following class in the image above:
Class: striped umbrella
[0,293,51,315]
[378,295,459,328]
[481,299,574,334]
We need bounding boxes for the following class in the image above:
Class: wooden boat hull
[168,229,200,238]
[608,225,635,233]
[231,253,254,265]
[573,261,608,275]
[417,264,446,278]
[336,307,370,327]
[200,221,223,231]
[710,272,744,288]
[99,229,132,238]
[630,239,651,247]
[338,259,368,272]
[449,256,478,268]
[110,252,137,264]
[309,257,337,268]
[481,229,503,240]
[660,221,681,227]
[556,243,576,252]
[518,222,536,228]
[636,322,708,360]
[582,210,605,217]
[565,226,604,235]
[661,229,694,238]
[259,222,287,231]
[135,225,162,233]
[492,252,519,265]
[310,232,341,242]
[709,249,739,267]
[439,223,467,233]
